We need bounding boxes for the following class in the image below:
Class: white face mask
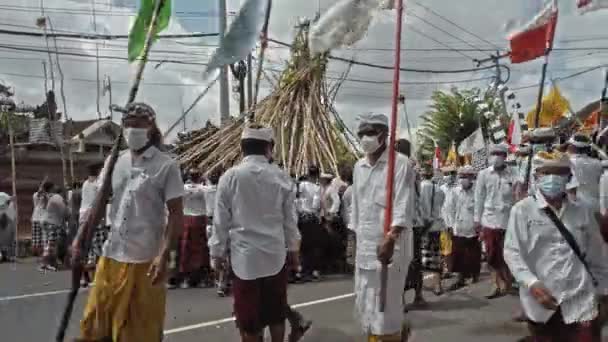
[124,127,149,151]
[360,135,381,154]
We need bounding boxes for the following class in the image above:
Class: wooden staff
[55,1,166,340]
[252,0,272,109]
[379,0,404,313]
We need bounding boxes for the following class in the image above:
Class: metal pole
[107,76,113,121]
[92,0,101,119]
[379,0,404,313]
[524,57,549,188]
[218,0,230,124]
[247,53,253,110]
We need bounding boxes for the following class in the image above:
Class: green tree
[416,87,506,162]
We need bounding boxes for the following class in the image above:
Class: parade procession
[3,0,608,341]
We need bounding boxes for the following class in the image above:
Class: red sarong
[527,308,601,342]
[179,215,209,273]
[481,228,507,271]
[451,235,481,278]
[232,265,288,334]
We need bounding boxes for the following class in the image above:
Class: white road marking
[163,293,355,335]
[0,275,432,302]
[0,289,74,302]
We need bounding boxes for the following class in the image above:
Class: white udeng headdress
[241,125,274,142]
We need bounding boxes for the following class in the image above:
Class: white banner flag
[458,128,485,155]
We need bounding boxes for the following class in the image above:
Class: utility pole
[92,0,101,119]
[104,75,113,121]
[247,53,253,109]
[218,0,230,124]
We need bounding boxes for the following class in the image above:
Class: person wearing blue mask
[504,151,608,342]
[474,143,515,299]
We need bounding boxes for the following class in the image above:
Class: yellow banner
[526,85,570,128]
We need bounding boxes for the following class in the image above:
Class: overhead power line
[407,10,489,58]
[411,1,501,50]
[267,38,507,74]
[0,28,218,40]
[0,44,208,66]
[511,64,607,91]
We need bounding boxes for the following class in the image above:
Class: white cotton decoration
[309,0,379,55]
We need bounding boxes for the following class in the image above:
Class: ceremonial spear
[379,0,405,312]
[55,0,167,340]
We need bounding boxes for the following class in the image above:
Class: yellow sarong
[79,257,166,342]
[440,231,452,256]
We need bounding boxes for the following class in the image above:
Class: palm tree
[416,87,506,162]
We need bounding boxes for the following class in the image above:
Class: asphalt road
[0,259,590,342]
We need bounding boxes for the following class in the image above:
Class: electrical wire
[0,28,219,40]
[411,1,501,50]
[407,10,490,58]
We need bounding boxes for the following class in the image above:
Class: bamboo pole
[5,109,18,261]
[252,0,273,108]
[380,0,405,313]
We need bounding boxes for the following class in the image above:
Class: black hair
[241,138,271,156]
[42,181,54,193]
[396,139,411,157]
[308,165,320,178]
[87,162,104,176]
[149,121,163,147]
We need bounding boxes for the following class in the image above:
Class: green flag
[128,0,172,63]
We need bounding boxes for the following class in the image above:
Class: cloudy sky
[0,0,606,140]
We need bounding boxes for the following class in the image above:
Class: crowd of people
[3,102,608,342]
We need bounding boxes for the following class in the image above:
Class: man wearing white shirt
[209,125,301,342]
[174,169,208,289]
[74,102,185,341]
[474,143,515,299]
[504,151,608,342]
[567,134,602,211]
[0,192,16,262]
[443,166,481,290]
[419,168,446,295]
[80,162,107,277]
[31,180,51,256]
[351,113,415,342]
[296,166,323,282]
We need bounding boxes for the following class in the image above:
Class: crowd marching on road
[2,105,608,342]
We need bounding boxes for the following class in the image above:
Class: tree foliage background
[416,87,508,162]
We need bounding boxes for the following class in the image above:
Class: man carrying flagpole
[351,113,415,342]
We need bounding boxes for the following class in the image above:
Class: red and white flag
[578,0,608,14]
[507,115,523,153]
[508,1,558,64]
[433,143,442,170]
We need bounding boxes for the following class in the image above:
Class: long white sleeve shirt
[209,155,301,280]
[183,183,207,216]
[443,185,476,238]
[79,178,99,218]
[570,154,602,210]
[600,171,608,216]
[297,181,321,215]
[419,179,445,232]
[320,184,341,217]
[202,184,217,218]
[341,185,353,230]
[504,193,608,324]
[102,147,185,263]
[43,194,66,226]
[351,149,415,270]
[474,166,514,229]
[32,191,46,222]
